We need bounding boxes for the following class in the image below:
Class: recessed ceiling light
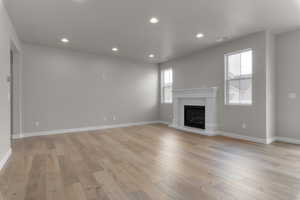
[149,17,159,24]
[196,33,204,38]
[148,54,155,58]
[112,47,119,52]
[216,37,224,42]
[61,38,69,43]
[217,36,230,42]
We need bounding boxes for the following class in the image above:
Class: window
[225,49,253,105]
[161,68,173,103]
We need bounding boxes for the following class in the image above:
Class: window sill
[161,102,173,104]
[225,103,253,107]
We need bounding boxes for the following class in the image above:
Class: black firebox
[184,105,205,129]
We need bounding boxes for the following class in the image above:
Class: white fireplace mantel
[169,87,219,136]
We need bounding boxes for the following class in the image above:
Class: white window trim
[224,48,253,106]
[161,68,173,104]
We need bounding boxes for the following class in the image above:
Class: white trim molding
[266,137,276,144]
[12,133,24,139]
[13,121,162,139]
[169,128,273,144]
[13,121,300,145]
[167,126,300,145]
[157,121,170,125]
[219,131,269,144]
[275,137,300,145]
[170,124,218,136]
[0,148,12,171]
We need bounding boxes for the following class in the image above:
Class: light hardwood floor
[1,124,300,200]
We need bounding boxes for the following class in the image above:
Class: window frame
[161,68,173,104]
[224,48,254,106]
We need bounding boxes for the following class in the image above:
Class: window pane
[164,70,169,84]
[241,50,252,75]
[164,69,172,84]
[164,86,172,103]
[228,80,240,104]
[225,49,253,105]
[228,53,241,79]
[162,68,173,103]
[240,79,252,104]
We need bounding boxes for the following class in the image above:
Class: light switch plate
[288,92,297,99]
[242,122,247,129]
[35,121,40,127]
[6,76,11,83]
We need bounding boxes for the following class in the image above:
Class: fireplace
[170,87,218,136]
[184,105,205,129]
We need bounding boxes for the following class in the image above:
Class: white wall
[21,43,159,135]
[160,31,269,139]
[266,32,276,141]
[275,29,300,140]
[12,46,22,136]
[0,0,21,164]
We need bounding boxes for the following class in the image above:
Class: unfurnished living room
[1,0,300,199]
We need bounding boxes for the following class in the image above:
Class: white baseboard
[171,128,300,145]
[275,137,300,145]
[0,148,12,171]
[219,131,268,144]
[266,137,276,144]
[14,121,163,139]
[12,121,300,145]
[170,124,218,136]
[157,121,170,125]
[167,124,268,143]
[12,133,24,139]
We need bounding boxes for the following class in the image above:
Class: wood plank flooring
[1,124,300,200]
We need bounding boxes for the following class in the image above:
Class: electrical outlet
[242,122,246,129]
[35,121,40,127]
[6,75,11,83]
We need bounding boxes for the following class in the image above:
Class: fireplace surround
[170,87,218,136]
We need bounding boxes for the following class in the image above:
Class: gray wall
[0,0,21,162]
[160,31,268,139]
[22,43,159,134]
[275,29,300,140]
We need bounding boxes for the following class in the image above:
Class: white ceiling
[4,0,300,63]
